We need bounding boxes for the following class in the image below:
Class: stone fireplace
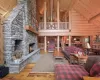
[3,0,40,73]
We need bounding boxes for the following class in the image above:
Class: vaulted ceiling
[0,0,100,20]
[37,0,100,18]
[37,0,100,30]
[0,0,100,31]
[0,0,17,18]
[37,0,77,16]
[73,0,100,28]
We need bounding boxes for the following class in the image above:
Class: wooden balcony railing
[39,22,69,30]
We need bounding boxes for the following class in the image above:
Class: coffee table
[76,55,88,65]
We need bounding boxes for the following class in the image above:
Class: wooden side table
[70,53,78,64]
[74,55,88,65]
[70,54,88,65]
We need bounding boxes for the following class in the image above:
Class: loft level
[39,22,69,30]
[38,22,70,36]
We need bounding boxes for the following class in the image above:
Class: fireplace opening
[15,40,22,51]
[29,43,35,53]
[12,40,23,60]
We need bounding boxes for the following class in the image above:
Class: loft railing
[39,22,69,30]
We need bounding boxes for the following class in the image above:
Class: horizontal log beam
[25,26,38,35]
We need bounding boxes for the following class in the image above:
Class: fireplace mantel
[25,26,38,35]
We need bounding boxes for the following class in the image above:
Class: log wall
[70,9,99,36]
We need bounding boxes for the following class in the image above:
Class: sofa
[0,65,9,78]
[62,46,84,62]
[55,56,100,80]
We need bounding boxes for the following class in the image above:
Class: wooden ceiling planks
[73,0,100,20]
[36,0,45,14]
[36,0,100,22]
[90,15,100,27]
[73,0,92,20]
[0,0,17,17]
[73,0,100,30]
[36,0,77,22]
[59,0,77,12]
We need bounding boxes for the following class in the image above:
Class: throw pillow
[90,61,100,77]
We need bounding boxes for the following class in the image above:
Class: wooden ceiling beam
[74,0,100,20]
[89,13,100,22]
[0,5,7,12]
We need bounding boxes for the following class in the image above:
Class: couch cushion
[64,46,84,54]
[55,64,89,80]
[85,56,100,73]
[90,62,100,77]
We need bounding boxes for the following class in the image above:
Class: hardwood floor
[40,49,45,54]
[3,64,55,80]
[40,49,49,54]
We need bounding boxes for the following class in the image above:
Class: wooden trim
[25,26,38,35]
[0,15,4,64]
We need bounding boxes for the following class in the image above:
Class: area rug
[28,73,55,80]
[30,53,68,73]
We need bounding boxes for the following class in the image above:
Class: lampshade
[85,43,91,49]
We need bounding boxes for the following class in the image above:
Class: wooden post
[50,0,53,22]
[0,15,4,64]
[57,36,60,51]
[57,0,60,29]
[44,1,46,30]
[69,10,72,31]
[69,35,71,46]
[44,36,47,53]
[69,10,72,47]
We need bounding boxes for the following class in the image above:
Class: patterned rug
[29,53,68,73]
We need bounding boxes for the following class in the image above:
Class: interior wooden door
[0,16,4,64]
